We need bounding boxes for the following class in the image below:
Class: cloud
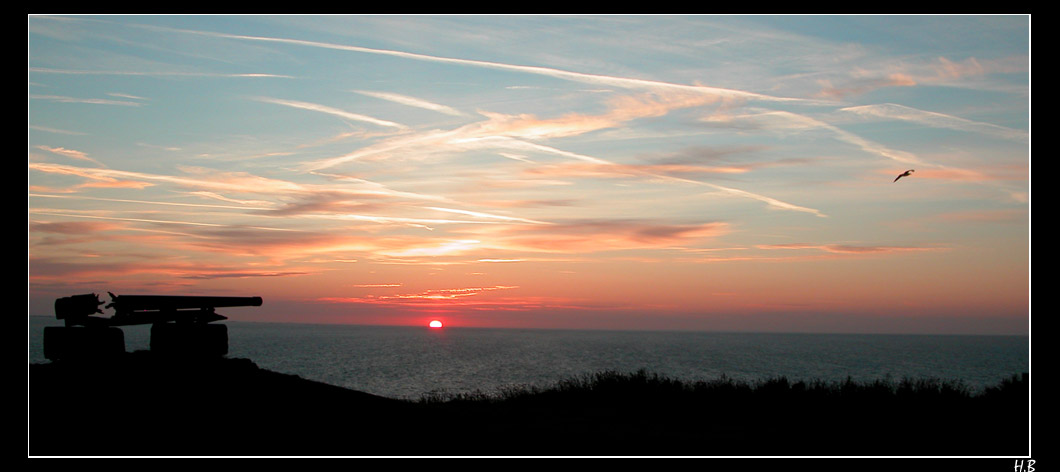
[422,206,550,225]
[29,94,142,106]
[352,90,465,116]
[177,270,310,279]
[254,96,408,129]
[107,92,149,101]
[703,109,1022,194]
[524,161,749,180]
[303,120,825,218]
[259,191,387,217]
[379,239,482,258]
[318,285,525,309]
[452,131,830,217]
[27,208,295,232]
[813,55,1027,98]
[459,91,730,142]
[185,191,275,207]
[256,61,827,220]
[814,73,916,99]
[28,163,155,189]
[29,162,302,196]
[29,194,275,215]
[704,110,923,166]
[378,285,518,300]
[702,183,828,218]
[29,220,119,235]
[838,103,1027,141]
[36,146,106,167]
[757,243,942,255]
[29,125,88,136]
[472,219,730,253]
[28,220,128,247]
[174,27,810,104]
[301,128,465,170]
[930,56,1026,81]
[28,255,312,281]
[29,67,293,79]
[28,163,451,212]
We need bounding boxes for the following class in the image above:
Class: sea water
[27,317,1029,400]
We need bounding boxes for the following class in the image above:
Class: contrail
[468,137,829,218]
[255,97,408,129]
[29,193,274,211]
[28,209,299,232]
[161,27,810,103]
[424,206,551,225]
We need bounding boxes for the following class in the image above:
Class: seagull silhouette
[894,169,914,182]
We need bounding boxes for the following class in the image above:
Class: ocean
[27,317,1029,400]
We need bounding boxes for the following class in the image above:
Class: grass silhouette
[415,369,1028,455]
[418,368,1022,405]
[30,356,1028,456]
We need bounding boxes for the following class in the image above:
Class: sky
[27,15,1030,334]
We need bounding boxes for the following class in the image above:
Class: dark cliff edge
[28,352,1030,457]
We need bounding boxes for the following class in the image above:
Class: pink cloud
[757,243,942,255]
[815,56,1026,99]
[478,220,730,253]
[523,162,749,180]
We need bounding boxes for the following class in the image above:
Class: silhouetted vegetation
[29,356,1028,456]
[414,369,1028,456]
[418,369,1019,405]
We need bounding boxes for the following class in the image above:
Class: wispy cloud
[757,243,943,255]
[28,208,297,232]
[318,285,522,309]
[178,270,311,279]
[29,163,447,208]
[839,103,1028,141]
[28,163,506,233]
[107,92,149,101]
[171,27,812,104]
[29,193,274,211]
[301,118,826,217]
[29,220,120,235]
[28,255,313,282]
[466,219,731,254]
[524,162,749,180]
[814,73,916,99]
[29,162,301,195]
[496,138,827,217]
[29,67,293,79]
[29,94,142,106]
[702,183,828,218]
[423,206,550,225]
[813,55,1028,98]
[379,239,482,257]
[29,125,88,135]
[703,110,924,166]
[36,146,106,167]
[352,90,465,116]
[254,96,408,129]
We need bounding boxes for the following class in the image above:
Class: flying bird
[894,169,915,182]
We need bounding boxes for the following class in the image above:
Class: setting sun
[429,320,443,329]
